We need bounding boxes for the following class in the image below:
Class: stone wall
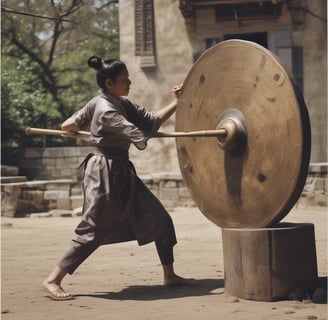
[1,177,76,217]
[119,0,327,168]
[140,172,195,210]
[119,0,191,174]
[298,163,328,208]
[19,146,94,181]
[18,140,183,181]
[9,147,196,217]
[9,147,326,218]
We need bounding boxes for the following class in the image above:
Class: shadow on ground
[75,278,224,301]
[75,277,328,304]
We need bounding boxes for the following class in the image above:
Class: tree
[1,0,119,164]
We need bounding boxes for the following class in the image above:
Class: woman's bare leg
[162,264,196,286]
[42,266,72,300]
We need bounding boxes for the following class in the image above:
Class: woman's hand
[156,83,183,125]
[61,129,77,137]
[172,83,182,99]
[61,118,79,137]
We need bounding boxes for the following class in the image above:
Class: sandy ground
[1,206,327,320]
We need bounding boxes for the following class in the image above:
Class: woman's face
[106,67,131,97]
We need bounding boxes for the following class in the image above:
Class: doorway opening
[224,32,268,48]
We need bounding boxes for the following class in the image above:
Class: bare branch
[1,6,78,24]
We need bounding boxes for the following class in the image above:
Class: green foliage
[1,0,119,165]
[1,54,63,163]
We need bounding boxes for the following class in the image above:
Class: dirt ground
[1,206,327,320]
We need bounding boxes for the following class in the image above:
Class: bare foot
[42,280,73,301]
[164,274,197,286]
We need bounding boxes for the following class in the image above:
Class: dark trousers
[58,231,175,275]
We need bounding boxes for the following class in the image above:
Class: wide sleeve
[97,109,151,150]
[123,99,160,136]
[72,97,97,130]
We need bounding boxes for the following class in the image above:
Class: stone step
[0,176,28,183]
[1,179,75,188]
[28,208,82,218]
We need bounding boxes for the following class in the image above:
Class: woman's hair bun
[87,56,103,70]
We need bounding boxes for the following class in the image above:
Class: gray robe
[71,93,176,246]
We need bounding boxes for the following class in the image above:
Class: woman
[42,56,194,301]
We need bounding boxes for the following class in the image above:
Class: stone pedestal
[222,223,318,301]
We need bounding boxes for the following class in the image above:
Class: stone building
[5,1,327,216]
[119,0,327,174]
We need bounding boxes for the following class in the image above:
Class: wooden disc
[176,40,311,228]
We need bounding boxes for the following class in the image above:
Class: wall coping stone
[309,162,328,173]
[1,176,28,183]
[1,179,75,188]
[139,172,182,183]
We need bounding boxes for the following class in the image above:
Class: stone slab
[0,176,27,183]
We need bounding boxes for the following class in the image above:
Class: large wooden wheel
[176,40,311,228]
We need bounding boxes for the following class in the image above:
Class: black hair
[87,56,127,91]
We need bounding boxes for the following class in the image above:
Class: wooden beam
[187,0,282,5]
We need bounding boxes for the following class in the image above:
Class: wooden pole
[25,127,227,139]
